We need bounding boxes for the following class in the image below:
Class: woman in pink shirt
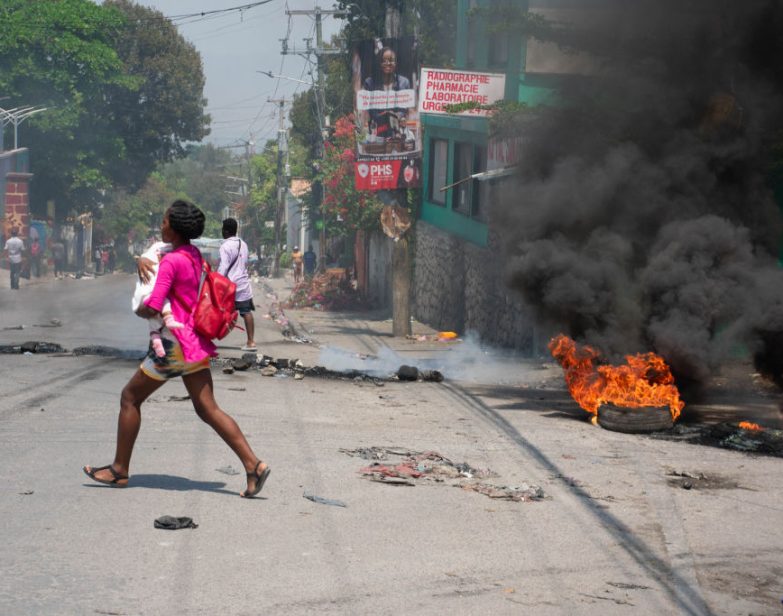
[83,200,270,497]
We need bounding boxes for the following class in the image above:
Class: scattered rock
[397,365,419,381]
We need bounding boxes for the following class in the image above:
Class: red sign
[354,159,421,191]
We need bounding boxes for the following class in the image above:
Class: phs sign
[418,68,506,116]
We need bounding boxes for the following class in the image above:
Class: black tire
[597,405,674,433]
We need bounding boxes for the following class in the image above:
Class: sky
[138,1,343,151]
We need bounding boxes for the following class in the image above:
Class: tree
[98,173,176,266]
[0,0,132,215]
[157,144,233,237]
[0,0,209,218]
[104,0,210,188]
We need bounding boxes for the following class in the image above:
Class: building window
[452,142,488,220]
[429,138,448,205]
[489,34,509,69]
[453,143,474,215]
[472,145,488,220]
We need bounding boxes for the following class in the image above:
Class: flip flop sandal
[83,464,128,487]
[241,461,270,498]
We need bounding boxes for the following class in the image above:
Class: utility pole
[269,98,289,278]
[283,6,346,272]
[384,1,413,337]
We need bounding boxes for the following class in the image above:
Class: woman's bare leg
[182,368,267,495]
[84,369,165,484]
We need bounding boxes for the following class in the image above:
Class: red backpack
[173,250,238,340]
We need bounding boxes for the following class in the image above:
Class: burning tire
[597,405,674,433]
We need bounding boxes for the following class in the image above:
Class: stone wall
[413,220,542,353]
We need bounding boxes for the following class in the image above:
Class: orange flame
[738,421,763,431]
[548,334,684,421]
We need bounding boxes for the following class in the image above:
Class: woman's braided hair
[167,199,205,240]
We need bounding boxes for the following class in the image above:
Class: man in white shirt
[3,227,25,290]
[218,218,256,352]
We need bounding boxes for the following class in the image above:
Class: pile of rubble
[283,271,367,311]
[340,447,546,503]
[218,354,444,384]
[651,421,783,457]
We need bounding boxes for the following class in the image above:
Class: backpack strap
[227,238,241,274]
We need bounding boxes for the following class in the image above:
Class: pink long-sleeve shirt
[145,244,217,362]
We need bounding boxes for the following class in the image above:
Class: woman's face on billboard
[381,49,397,75]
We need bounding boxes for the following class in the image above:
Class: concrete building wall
[414,220,543,353]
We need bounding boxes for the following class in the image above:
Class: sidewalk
[236,272,556,389]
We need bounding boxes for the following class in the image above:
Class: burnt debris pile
[496,1,783,399]
[218,353,443,383]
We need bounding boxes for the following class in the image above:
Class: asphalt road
[0,273,781,615]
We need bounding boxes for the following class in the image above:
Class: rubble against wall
[413,221,540,352]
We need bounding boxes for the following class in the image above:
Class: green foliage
[469,4,557,41]
[318,115,383,237]
[157,143,233,236]
[104,0,210,188]
[279,251,292,269]
[0,0,209,219]
[98,174,176,248]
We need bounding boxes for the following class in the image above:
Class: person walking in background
[3,228,25,289]
[30,237,41,278]
[303,245,317,277]
[291,245,303,284]
[219,218,256,352]
[101,247,109,275]
[108,246,116,273]
[83,200,270,497]
[51,237,66,279]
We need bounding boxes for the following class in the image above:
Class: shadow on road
[83,474,238,495]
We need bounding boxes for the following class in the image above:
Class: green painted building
[419,0,560,246]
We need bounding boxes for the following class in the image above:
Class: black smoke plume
[495,1,783,398]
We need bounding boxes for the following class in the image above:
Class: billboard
[352,37,421,190]
[418,68,506,117]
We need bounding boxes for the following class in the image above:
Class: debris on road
[153,516,198,530]
[2,325,24,331]
[283,271,367,311]
[230,356,254,371]
[0,341,65,354]
[346,447,543,503]
[396,365,443,382]
[397,365,419,381]
[665,469,741,490]
[339,446,418,460]
[303,492,347,507]
[460,482,545,502]
[215,465,241,476]
[33,319,62,328]
[406,331,462,343]
[72,346,146,360]
[651,422,783,457]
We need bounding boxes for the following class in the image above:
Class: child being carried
[132,241,184,357]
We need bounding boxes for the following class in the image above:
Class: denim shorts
[236,298,255,316]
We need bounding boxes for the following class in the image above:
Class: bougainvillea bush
[318,114,383,236]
